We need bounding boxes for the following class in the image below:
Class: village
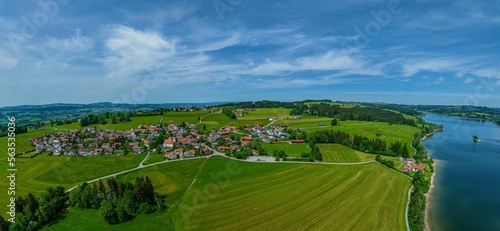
[28,122,293,160]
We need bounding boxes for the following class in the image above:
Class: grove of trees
[68,176,164,224]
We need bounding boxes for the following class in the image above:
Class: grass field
[42,158,207,231]
[276,117,420,154]
[261,142,310,157]
[173,156,411,231]
[237,108,291,125]
[0,108,419,229]
[317,144,376,163]
[199,108,291,131]
[143,153,166,165]
[199,112,239,131]
[0,153,144,214]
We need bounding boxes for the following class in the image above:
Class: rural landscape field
[0,102,433,230]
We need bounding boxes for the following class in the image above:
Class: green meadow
[173,156,411,231]
[0,108,420,229]
[261,142,310,157]
[237,108,292,125]
[42,159,207,231]
[276,117,421,154]
[0,153,144,214]
[317,143,376,163]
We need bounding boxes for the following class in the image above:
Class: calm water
[423,113,500,231]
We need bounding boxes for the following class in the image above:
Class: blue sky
[1,0,499,107]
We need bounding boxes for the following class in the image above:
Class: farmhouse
[163,137,175,148]
[289,140,305,144]
[165,151,178,160]
[184,150,196,157]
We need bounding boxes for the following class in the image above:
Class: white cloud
[464,78,474,84]
[188,32,241,52]
[455,71,465,78]
[402,59,466,77]
[241,49,380,76]
[435,77,444,84]
[101,25,177,77]
[46,29,94,53]
[0,48,18,69]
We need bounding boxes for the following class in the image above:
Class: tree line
[79,111,133,127]
[290,103,417,126]
[408,171,430,231]
[307,130,411,157]
[0,125,29,137]
[0,186,67,231]
[68,176,164,224]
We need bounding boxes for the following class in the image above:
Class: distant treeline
[220,100,297,108]
[80,111,133,127]
[414,105,500,126]
[0,125,29,137]
[290,103,418,126]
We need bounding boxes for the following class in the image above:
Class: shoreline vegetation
[408,126,442,231]
[420,128,442,231]
[421,128,443,142]
[425,160,437,231]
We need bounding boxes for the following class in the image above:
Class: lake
[423,113,500,231]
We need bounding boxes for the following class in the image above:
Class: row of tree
[0,125,29,137]
[68,176,164,224]
[79,112,134,127]
[408,171,430,231]
[1,186,67,231]
[290,103,417,126]
[307,130,411,157]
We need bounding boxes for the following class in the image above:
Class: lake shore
[421,129,443,142]
[425,160,437,231]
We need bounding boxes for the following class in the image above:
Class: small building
[163,137,174,148]
[184,150,196,157]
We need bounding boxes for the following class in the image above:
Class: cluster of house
[243,124,288,142]
[29,128,132,156]
[28,121,293,160]
[160,124,213,160]
[401,158,425,172]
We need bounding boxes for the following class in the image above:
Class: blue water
[423,113,500,231]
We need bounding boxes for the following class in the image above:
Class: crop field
[173,156,411,231]
[317,144,376,163]
[43,158,207,231]
[261,142,310,157]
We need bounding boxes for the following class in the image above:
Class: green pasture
[173,156,411,231]
[261,142,310,157]
[43,158,207,231]
[317,144,376,163]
